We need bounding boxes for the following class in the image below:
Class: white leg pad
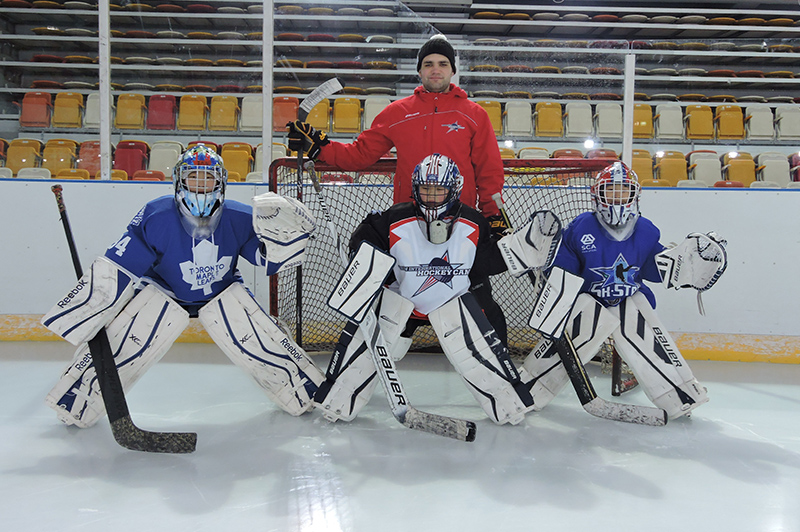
[45,284,189,428]
[313,320,381,422]
[612,292,708,419]
[519,294,618,410]
[42,256,136,346]
[198,283,324,416]
[375,288,415,361]
[428,293,532,425]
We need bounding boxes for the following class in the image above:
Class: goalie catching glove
[655,231,728,315]
[497,210,563,278]
[252,192,316,274]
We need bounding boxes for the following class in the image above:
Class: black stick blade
[110,418,198,453]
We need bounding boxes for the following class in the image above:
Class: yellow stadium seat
[5,139,42,175]
[96,169,129,180]
[714,104,744,140]
[476,100,502,136]
[56,168,90,180]
[41,139,77,175]
[114,93,146,129]
[220,142,254,180]
[653,150,687,186]
[499,147,516,159]
[631,149,653,181]
[640,178,673,187]
[534,102,563,137]
[52,92,84,128]
[306,99,330,133]
[209,95,240,131]
[632,103,653,138]
[177,95,208,130]
[684,104,714,140]
[332,97,362,133]
[721,152,756,186]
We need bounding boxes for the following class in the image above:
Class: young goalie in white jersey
[316,154,536,425]
[41,144,325,429]
[520,162,728,420]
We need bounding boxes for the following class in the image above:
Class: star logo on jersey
[441,121,465,134]
[398,251,468,297]
[589,253,640,304]
[179,239,232,295]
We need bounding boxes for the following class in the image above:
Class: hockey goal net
[268,157,614,359]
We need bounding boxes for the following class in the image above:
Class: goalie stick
[294,78,344,346]
[492,194,667,426]
[307,161,477,442]
[50,185,197,453]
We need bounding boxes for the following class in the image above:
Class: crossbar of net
[269,158,614,358]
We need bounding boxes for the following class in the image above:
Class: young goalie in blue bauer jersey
[521,162,727,420]
[41,144,325,431]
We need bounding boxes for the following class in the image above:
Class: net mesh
[269,157,615,358]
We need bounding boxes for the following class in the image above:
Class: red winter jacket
[318,84,504,216]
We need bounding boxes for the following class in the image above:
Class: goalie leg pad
[519,294,619,410]
[428,292,531,425]
[198,282,324,416]
[612,292,708,419]
[45,284,189,428]
[528,266,585,338]
[327,241,397,324]
[375,288,415,361]
[41,256,136,346]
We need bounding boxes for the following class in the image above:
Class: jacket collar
[414,84,467,99]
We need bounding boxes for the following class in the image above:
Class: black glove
[486,214,511,240]
[287,120,330,160]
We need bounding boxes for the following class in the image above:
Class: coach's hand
[486,213,511,240]
[287,120,330,160]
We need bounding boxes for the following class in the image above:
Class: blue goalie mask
[591,162,640,227]
[173,144,227,218]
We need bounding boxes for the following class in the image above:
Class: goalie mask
[592,162,640,228]
[173,144,228,219]
[411,154,463,244]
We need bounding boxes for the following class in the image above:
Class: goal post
[268,157,615,359]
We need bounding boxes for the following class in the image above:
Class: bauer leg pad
[429,293,533,425]
[198,283,324,416]
[612,292,708,419]
[519,294,618,411]
[45,284,189,428]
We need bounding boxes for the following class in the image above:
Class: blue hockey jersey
[104,196,265,306]
[553,212,666,308]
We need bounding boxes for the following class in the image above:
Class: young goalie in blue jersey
[41,144,325,429]
[520,162,728,420]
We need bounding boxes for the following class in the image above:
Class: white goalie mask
[591,162,640,228]
[173,144,228,219]
[411,154,463,244]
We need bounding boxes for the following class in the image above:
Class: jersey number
[111,236,131,257]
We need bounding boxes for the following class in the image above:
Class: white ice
[2,341,800,532]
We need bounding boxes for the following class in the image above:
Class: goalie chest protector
[388,216,479,315]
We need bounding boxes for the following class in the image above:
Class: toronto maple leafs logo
[398,250,469,297]
[179,239,232,295]
[441,121,465,133]
[589,253,639,305]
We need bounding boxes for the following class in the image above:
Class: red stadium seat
[146,94,177,130]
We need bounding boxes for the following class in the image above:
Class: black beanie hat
[416,35,456,73]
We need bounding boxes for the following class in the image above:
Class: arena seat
[518,146,549,158]
[6,139,43,175]
[653,150,687,186]
[684,104,714,140]
[686,150,721,186]
[594,102,623,138]
[84,92,103,128]
[533,102,563,137]
[148,142,182,176]
[209,95,240,131]
[563,101,593,138]
[476,100,502,136]
[220,142,254,179]
[551,148,583,158]
[51,92,84,128]
[0,167,13,179]
[654,103,683,139]
[755,152,791,187]
[714,104,744,139]
[41,139,78,175]
[332,97,362,134]
[640,178,673,187]
[632,103,654,138]
[363,97,391,129]
[270,96,298,133]
[132,170,166,181]
[775,106,800,140]
[177,95,208,130]
[19,92,52,128]
[16,167,51,179]
[721,152,756,186]
[306,99,330,133]
[146,94,177,130]
[113,140,149,177]
[631,149,653,181]
[238,94,263,132]
[76,140,103,176]
[114,93,146,129]
[56,168,90,180]
[744,105,774,140]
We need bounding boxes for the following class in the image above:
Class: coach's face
[419,53,453,93]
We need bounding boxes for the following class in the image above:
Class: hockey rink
[2,340,799,532]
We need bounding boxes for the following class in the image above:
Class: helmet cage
[591,162,640,227]
[173,145,227,218]
[411,153,463,223]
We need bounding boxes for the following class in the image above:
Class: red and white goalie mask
[591,162,640,227]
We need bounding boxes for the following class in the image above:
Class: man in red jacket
[288,34,506,221]
[288,34,510,343]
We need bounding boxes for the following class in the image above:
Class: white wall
[2,180,799,336]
